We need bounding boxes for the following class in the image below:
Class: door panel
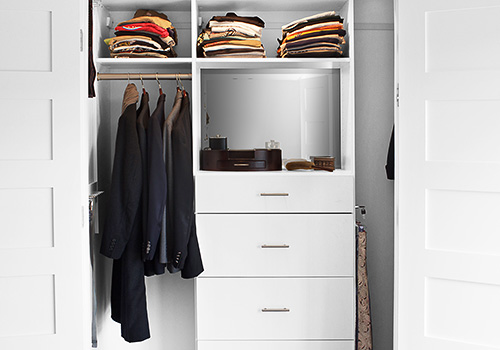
[0,10,52,72]
[0,0,88,349]
[396,1,500,349]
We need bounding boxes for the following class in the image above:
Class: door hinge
[80,29,84,52]
[396,83,400,107]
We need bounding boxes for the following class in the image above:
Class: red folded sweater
[115,22,170,38]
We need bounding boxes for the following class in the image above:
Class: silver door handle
[261,244,290,249]
[259,193,289,197]
[261,308,290,312]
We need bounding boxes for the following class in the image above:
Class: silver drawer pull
[261,244,290,249]
[234,163,250,167]
[261,308,290,312]
[259,193,289,197]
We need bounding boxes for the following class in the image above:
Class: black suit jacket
[136,92,150,260]
[100,86,150,342]
[144,94,168,276]
[101,87,142,259]
[168,91,204,278]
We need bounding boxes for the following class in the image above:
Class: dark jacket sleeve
[180,218,204,279]
[144,105,167,260]
[100,104,142,259]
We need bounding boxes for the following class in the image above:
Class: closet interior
[90,0,355,349]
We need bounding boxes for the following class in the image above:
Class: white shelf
[195,169,354,177]
[95,57,193,70]
[95,57,351,70]
[99,0,191,12]
[196,0,348,12]
[196,57,350,70]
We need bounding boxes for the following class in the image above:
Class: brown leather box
[201,149,282,171]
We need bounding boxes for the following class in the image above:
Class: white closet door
[396,1,500,350]
[0,1,89,349]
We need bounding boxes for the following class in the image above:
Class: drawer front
[196,278,354,340]
[196,174,353,213]
[197,214,354,277]
[198,341,354,350]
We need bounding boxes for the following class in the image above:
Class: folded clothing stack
[105,9,178,58]
[197,12,266,58]
[277,11,346,58]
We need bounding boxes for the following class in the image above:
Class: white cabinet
[197,214,354,277]
[196,174,354,213]
[90,0,356,349]
[196,278,354,340]
[192,1,356,348]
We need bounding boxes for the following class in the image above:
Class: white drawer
[195,173,354,213]
[196,278,354,340]
[197,214,354,277]
[197,341,354,350]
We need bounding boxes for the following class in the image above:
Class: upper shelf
[196,0,348,11]
[96,58,192,70]
[95,57,351,71]
[95,0,353,61]
[98,0,191,11]
[196,57,351,69]
[99,0,349,12]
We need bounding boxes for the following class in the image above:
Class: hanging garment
[100,84,150,343]
[385,126,395,180]
[144,93,168,276]
[136,91,150,262]
[168,91,204,278]
[162,89,184,268]
[88,0,95,98]
[356,223,373,350]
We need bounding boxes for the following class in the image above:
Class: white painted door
[396,1,500,349]
[0,0,90,349]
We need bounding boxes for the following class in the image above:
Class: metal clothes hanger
[140,73,146,94]
[175,73,181,90]
[156,72,163,95]
[178,73,185,91]
[176,73,186,96]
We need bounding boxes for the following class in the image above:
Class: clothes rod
[97,73,192,81]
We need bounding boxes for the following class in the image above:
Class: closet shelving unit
[93,0,355,349]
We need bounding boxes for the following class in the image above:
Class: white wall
[354,0,395,349]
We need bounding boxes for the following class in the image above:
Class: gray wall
[354,0,395,349]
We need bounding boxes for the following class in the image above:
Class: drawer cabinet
[196,278,354,340]
[194,2,356,347]
[196,174,354,213]
[196,214,354,277]
[195,170,356,347]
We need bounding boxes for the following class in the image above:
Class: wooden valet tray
[201,149,282,171]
